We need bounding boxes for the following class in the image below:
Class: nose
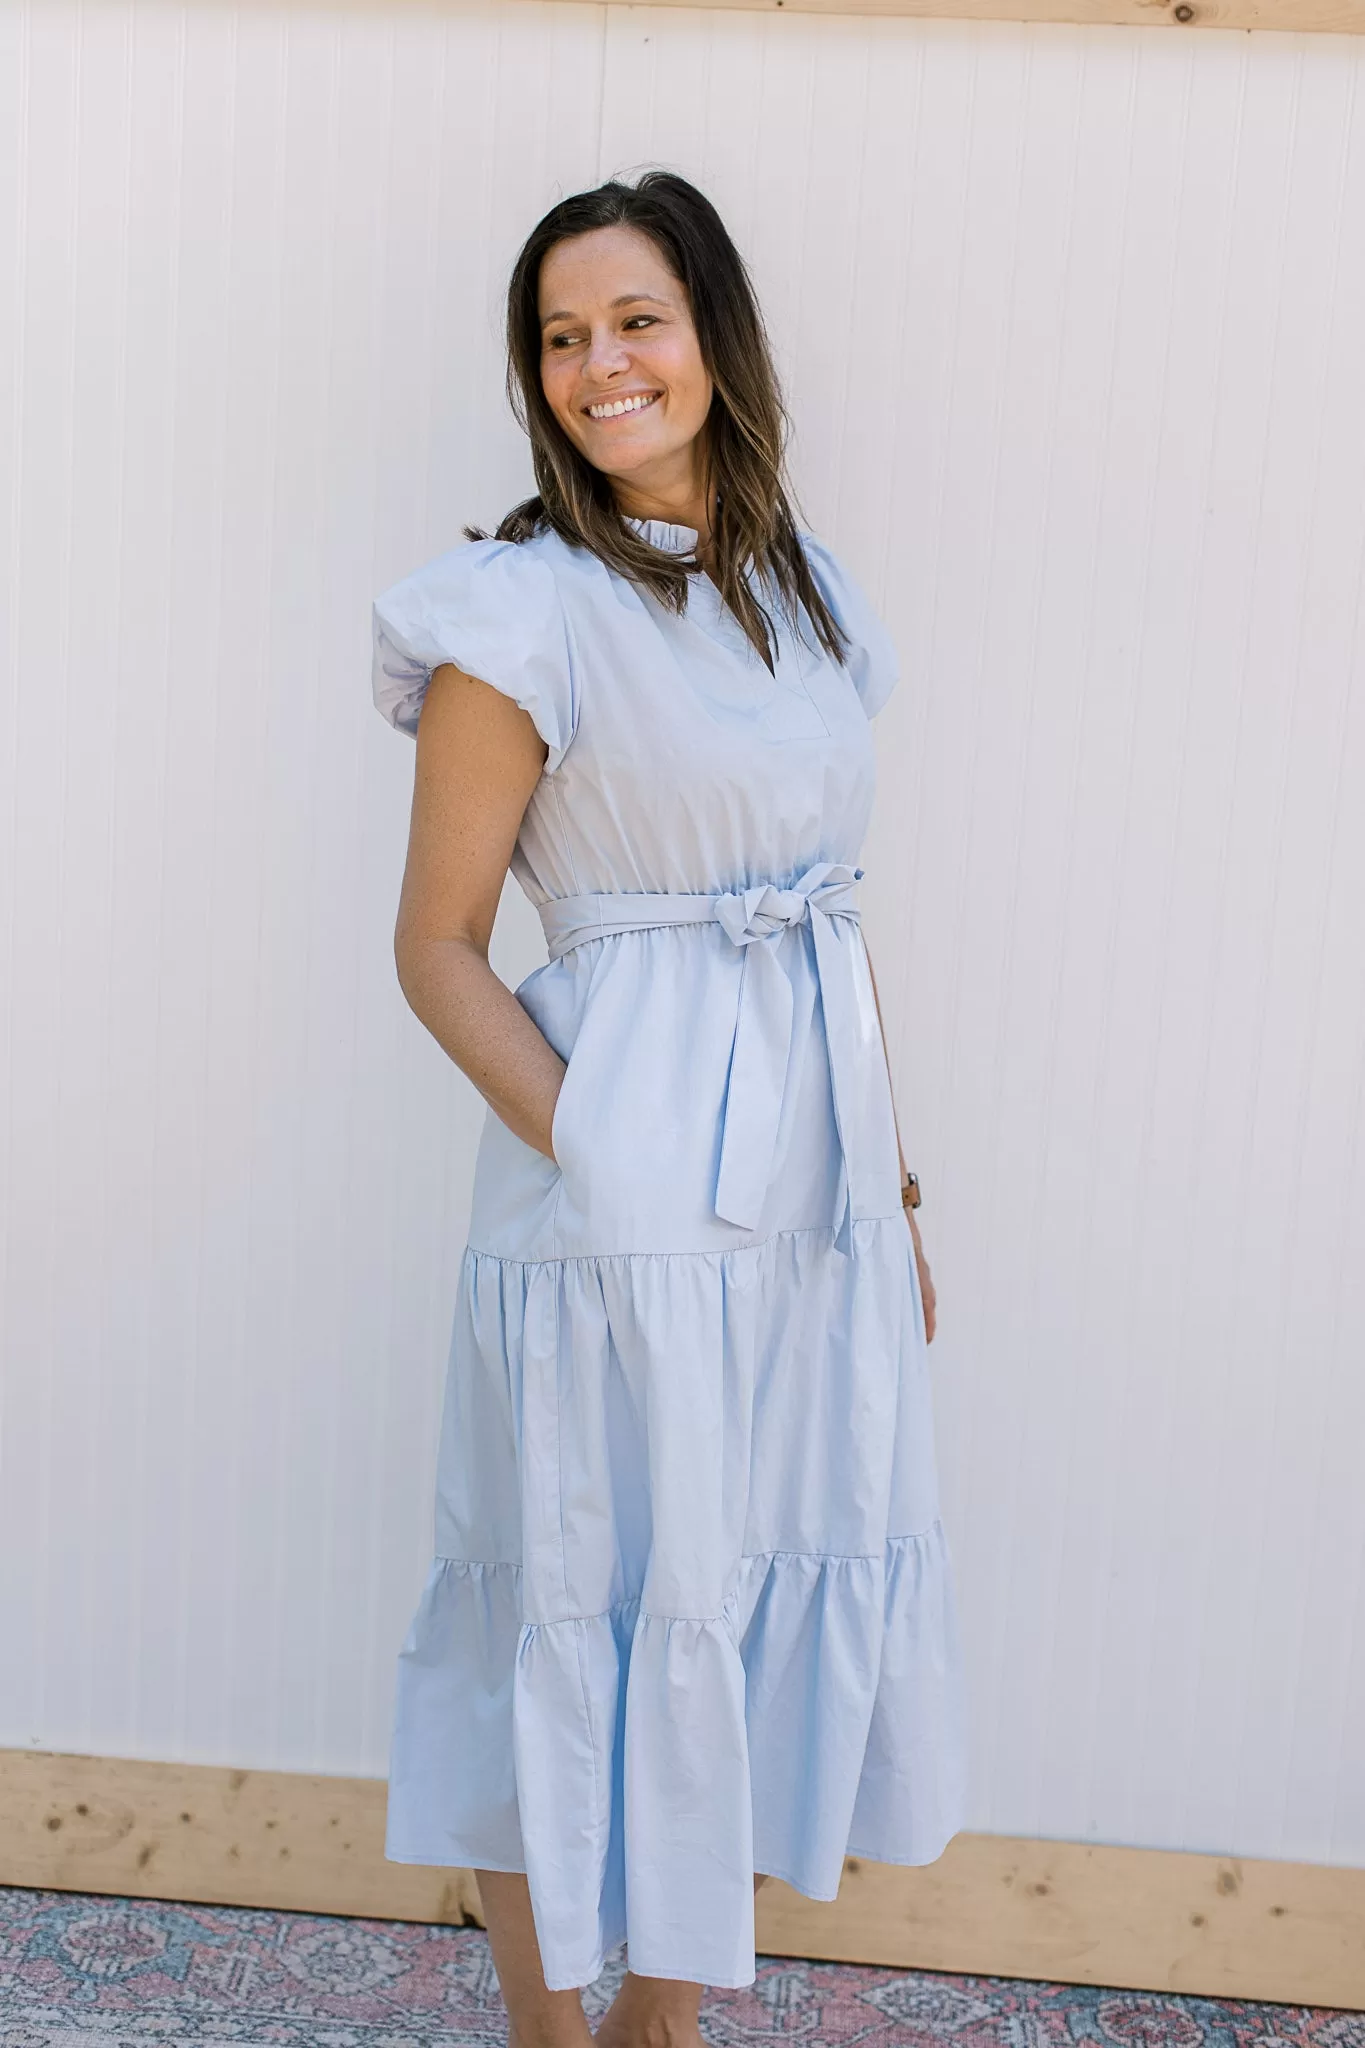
[582,323,632,383]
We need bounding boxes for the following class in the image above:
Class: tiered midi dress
[371,517,968,1993]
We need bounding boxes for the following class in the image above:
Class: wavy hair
[475,172,847,672]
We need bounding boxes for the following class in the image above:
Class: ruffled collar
[623,515,700,558]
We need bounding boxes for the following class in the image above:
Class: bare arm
[394,662,565,1161]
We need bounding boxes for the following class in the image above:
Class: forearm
[396,935,565,1161]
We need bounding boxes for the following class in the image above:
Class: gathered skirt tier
[385,1217,968,1992]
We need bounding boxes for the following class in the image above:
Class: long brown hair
[477,172,848,672]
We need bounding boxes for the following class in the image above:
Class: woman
[372,172,967,2048]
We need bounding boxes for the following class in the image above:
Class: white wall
[2,0,1363,1870]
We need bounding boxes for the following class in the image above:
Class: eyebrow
[540,292,672,328]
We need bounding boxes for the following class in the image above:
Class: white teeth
[588,393,656,420]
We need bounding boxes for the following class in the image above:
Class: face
[537,225,714,505]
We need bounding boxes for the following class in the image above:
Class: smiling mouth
[585,392,661,421]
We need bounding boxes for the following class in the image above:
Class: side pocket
[520,940,603,1185]
[548,1002,592,1181]
[549,1051,574,1174]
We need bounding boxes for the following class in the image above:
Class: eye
[623,315,658,330]
[545,330,584,351]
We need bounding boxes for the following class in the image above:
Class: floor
[1,1888,1361,2047]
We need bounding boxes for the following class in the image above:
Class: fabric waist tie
[538,861,874,1250]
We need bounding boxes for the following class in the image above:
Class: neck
[612,447,714,549]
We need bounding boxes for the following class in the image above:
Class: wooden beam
[3,1749,1363,2009]
[534,0,1365,35]
[758,1839,1365,2008]
[0,1748,482,1928]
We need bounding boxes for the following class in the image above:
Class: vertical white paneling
[600,8,1365,1866]
[5,0,87,1762]
[0,0,603,1776]
[1,0,1362,1871]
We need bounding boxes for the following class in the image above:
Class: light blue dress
[371,519,968,1993]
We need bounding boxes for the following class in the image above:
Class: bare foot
[594,1970,705,2048]
[476,1871,594,2048]
[593,1880,768,2043]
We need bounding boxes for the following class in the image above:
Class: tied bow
[711,863,865,1249]
[538,861,882,1253]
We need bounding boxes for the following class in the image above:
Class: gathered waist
[536,864,878,1251]
[538,863,862,960]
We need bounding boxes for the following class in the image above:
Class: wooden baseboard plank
[2,1750,1361,2009]
[758,1842,1365,2008]
[0,1749,482,1928]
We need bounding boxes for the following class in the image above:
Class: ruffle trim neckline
[623,514,700,557]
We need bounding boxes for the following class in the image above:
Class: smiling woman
[476,175,850,671]
[370,171,964,2048]
[538,235,714,477]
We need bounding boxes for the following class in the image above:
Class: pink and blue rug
[1,1887,1360,2047]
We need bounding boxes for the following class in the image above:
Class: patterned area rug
[1,1888,1361,2048]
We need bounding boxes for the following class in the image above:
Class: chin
[590,450,663,484]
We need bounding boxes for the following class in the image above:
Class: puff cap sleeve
[802,535,900,720]
[372,539,578,772]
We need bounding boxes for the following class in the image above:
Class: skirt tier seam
[430,1523,944,1568]
[425,1522,949,1628]
[465,1216,904,1268]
